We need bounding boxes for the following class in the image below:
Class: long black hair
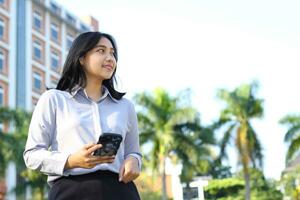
[56,31,125,100]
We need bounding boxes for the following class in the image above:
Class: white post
[198,182,205,200]
[6,162,16,200]
[172,173,183,200]
[166,158,183,200]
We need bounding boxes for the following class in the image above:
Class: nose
[105,53,115,62]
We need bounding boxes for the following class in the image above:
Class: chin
[103,74,113,80]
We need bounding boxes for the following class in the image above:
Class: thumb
[119,163,125,182]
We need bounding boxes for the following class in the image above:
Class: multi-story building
[0,0,99,199]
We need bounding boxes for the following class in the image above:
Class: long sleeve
[23,90,70,176]
[124,102,142,170]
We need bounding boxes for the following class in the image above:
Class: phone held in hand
[93,133,123,156]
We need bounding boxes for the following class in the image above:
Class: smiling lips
[103,64,114,71]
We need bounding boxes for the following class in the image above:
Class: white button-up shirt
[23,86,142,183]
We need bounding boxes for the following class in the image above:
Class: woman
[23,32,142,200]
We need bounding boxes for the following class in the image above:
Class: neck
[84,78,103,102]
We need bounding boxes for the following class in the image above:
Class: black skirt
[49,170,141,200]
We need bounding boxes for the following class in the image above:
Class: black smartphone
[93,133,123,156]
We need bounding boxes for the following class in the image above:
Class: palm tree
[173,118,216,200]
[216,82,264,200]
[0,107,19,178]
[279,115,300,164]
[134,88,200,200]
[173,118,216,177]
[0,107,48,199]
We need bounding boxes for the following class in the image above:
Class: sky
[59,0,300,180]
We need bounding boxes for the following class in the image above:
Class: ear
[79,57,84,65]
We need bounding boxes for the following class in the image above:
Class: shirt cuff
[54,152,71,176]
[126,153,142,171]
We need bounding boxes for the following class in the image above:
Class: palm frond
[279,115,300,126]
[140,131,155,145]
[286,136,300,164]
[283,124,300,142]
[150,139,161,172]
[247,123,263,168]
[219,123,236,160]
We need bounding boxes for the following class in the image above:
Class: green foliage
[280,167,300,200]
[140,191,162,200]
[206,178,245,190]
[217,81,264,168]
[0,107,48,199]
[205,169,283,200]
[172,117,216,183]
[134,88,215,199]
[204,178,244,199]
[216,81,265,200]
[0,108,30,177]
[279,114,300,164]
[236,169,283,200]
[209,161,232,179]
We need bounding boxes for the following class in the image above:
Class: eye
[96,49,105,53]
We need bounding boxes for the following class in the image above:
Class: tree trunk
[238,124,251,200]
[34,190,42,200]
[162,156,167,200]
[34,187,44,200]
[16,164,26,200]
[186,182,191,200]
[244,170,251,200]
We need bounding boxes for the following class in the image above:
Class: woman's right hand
[64,143,115,170]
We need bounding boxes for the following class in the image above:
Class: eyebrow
[94,45,114,50]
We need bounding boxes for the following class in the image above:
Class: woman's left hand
[119,156,140,183]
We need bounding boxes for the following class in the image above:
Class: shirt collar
[68,85,119,103]
[69,85,81,97]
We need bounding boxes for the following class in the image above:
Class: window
[0,51,4,73]
[33,72,42,91]
[51,51,59,70]
[35,0,44,4]
[51,23,59,41]
[0,18,4,39]
[80,23,89,32]
[33,11,42,30]
[0,86,3,106]
[51,79,58,88]
[66,13,76,25]
[33,41,42,60]
[0,85,4,130]
[66,34,74,49]
[50,2,61,15]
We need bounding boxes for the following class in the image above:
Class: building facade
[0,0,98,199]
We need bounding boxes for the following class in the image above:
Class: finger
[119,163,125,182]
[90,155,115,162]
[83,143,96,150]
[98,158,115,164]
[87,159,114,168]
[88,155,115,163]
[86,144,102,155]
[125,174,135,183]
[131,171,139,181]
[92,155,114,159]
[124,171,136,183]
[124,170,140,183]
[89,156,115,163]
[122,173,130,183]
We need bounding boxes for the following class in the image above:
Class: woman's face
[81,37,116,82]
